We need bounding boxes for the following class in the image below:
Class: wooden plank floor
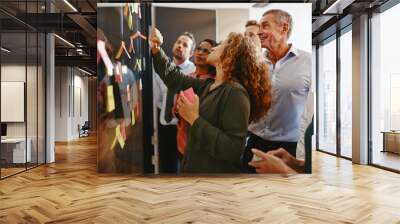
[1,135,400,223]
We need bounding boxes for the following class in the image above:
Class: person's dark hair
[180,32,196,52]
[200,38,218,76]
[245,20,259,28]
[201,38,218,48]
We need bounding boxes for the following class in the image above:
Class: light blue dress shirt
[249,45,311,142]
[153,59,195,125]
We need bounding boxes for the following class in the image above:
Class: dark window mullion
[316,45,320,151]
[336,28,341,157]
[25,0,28,171]
[36,0,39,167]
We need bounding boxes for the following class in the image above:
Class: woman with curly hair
[150,28,272,173]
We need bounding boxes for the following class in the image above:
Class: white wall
[152,3,311,53]
[1,65,38,138]
[55,67,89,141]
[55,66,69,141]
[216,9,249,42]
[249,3,312,53]
[1,64,45,164]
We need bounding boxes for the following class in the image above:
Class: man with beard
[243,9,311,173]
[153,32,196,173]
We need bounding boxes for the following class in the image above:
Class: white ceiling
[152,3,254,10]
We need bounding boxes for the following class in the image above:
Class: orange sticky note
[124,3,129,16]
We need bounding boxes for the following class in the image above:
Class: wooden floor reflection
[0,134,400,223]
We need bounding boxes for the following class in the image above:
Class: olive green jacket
[152,48,250,173]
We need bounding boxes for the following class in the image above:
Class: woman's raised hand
[149,27,163,54]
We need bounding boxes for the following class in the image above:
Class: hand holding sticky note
[181,87,195,103]
[176,87,199,125]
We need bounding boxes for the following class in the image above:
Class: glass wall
[317,36,337,154]
[371,3,400,171]
[340,28,352,158]
[0,1,46,179]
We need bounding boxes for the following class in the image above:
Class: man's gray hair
[263,9,293,38]
[180,32,196,52]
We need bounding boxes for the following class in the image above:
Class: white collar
[265,43,298,63]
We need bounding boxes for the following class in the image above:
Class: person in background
[150,27,272,173]
[244,20,261,50]
[153,32,196,173]
[171,39,219,162]
[243,9,312,173]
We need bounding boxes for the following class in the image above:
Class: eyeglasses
[195,46,212,54]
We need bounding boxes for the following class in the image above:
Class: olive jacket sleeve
[152,48,205,94]
[189,85,250,164]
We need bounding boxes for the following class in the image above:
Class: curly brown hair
[219,32,272,122]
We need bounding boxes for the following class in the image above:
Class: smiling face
[194,41,213,66]
[172,35,193,61]
[258,13,289,51]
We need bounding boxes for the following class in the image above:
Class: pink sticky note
[120,122,127,141]
[126,85,131,101]
[182,87,195,103]
[97,40,114,75]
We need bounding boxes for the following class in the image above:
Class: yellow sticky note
[128,14,133,30]
[107,68,113,76]
[131,109,135,126]
[135,58,142,72]
[111,137,117,149]
[117,134,125,149]
[106,85,115,112]
[115,125,125,149]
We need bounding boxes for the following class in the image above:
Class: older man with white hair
[244,9,312,173]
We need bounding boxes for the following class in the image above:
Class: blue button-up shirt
[153,59,195,125]
[249,45,311,142]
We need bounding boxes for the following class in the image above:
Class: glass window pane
[340,29,352,158]
[1,30,27,177]
[27,31,38,169]
[371,4,400,171]
[318,37,337,154]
